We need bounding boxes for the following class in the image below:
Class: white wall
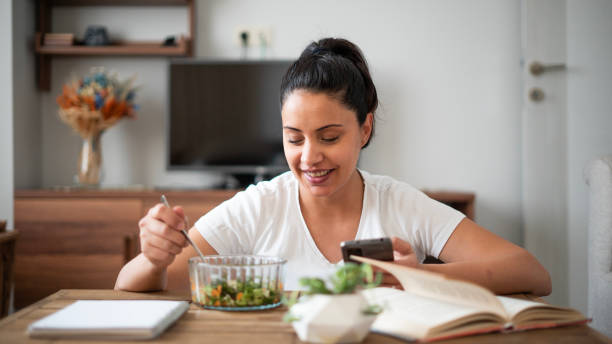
[13,0,41,189]
[197,0,524,243]
[36,0,524,244]
[1,1,14,229]
[567,0,612,312]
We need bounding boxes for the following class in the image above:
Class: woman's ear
[360,113,374,147]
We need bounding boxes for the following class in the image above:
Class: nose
[300,139,323,167]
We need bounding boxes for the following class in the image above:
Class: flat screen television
[167,59,293,180]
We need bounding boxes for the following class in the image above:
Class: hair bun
[309,38,356,59]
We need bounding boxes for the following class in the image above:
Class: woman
[115,38,552,296]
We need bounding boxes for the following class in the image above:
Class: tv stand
[13,188,473,309]
[224,168,281,189]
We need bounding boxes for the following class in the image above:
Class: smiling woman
[115,37,551,297]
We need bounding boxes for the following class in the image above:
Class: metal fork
[160,194,207,261]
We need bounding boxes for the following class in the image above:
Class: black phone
[340,238,394,263]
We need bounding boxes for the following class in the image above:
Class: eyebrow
[282,124,344,132]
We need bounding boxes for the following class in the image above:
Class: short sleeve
[378,180,466,262]
[194,186,262,255]
[412,192,466,259]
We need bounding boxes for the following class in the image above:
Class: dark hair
[280,38,378,148]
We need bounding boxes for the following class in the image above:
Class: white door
[521,0,568,307]
[522,0,612,312]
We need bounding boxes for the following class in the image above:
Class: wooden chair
[0,221,19,318]
[122,233,140,266]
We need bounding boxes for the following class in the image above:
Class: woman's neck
[298,169,365,218]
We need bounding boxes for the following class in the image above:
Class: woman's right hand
[138,203,189,270]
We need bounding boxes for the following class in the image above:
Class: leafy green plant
[283,263,383,322]
[299,263,382,295]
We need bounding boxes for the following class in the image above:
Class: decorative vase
[77,132,102,187]
[289,293,377,343]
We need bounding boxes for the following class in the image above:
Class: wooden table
[0,289,609,343]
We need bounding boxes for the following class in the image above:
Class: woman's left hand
[378,237,420,289]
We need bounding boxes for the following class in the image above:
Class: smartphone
[340,238,394,263]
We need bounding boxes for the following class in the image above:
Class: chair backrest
[584,155,612,338]
[0,229,19,318]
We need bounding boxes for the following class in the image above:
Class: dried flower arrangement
[56,67,138,139]
[56,68,138,185]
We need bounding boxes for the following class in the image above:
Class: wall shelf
[35,33,189,56]
[35,0,195,90]
[49,0,190,5]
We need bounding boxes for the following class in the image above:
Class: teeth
[307,170,331,177]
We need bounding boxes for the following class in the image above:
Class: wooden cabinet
[13,188,473,310]
[13,189,236,309]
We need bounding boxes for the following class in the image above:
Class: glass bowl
[188,255,287,311]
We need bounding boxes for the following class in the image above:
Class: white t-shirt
[195,170,465,290]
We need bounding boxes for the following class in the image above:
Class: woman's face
[281,90,372,199]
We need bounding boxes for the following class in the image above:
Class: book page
[353,256,507,318]
[363,288,504,340]
[497,296,586,327]
[497,296,546,318]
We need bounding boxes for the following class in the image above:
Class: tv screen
[168,60,293,175]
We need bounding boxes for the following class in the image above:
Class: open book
[27,300,189,340]
[353,256,588,342]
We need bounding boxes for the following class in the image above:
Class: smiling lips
[303,169,334,183]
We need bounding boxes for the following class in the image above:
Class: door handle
[529,61,566,76]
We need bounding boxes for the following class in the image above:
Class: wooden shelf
[35,32,189,56]
[50,0,190,5]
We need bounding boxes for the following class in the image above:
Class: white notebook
[28,300,190,340]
